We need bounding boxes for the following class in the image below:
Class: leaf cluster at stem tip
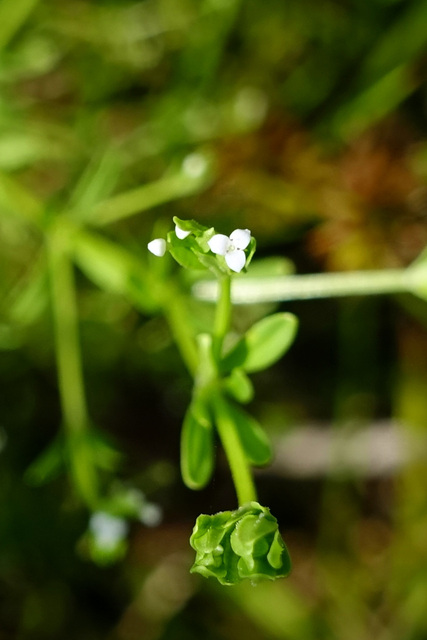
[190,502,291,585]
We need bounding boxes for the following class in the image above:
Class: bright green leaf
[167,230,205,271]
[180,399,214,490]
[173,216,209,235]
[221,312,298,374]
[223,368,254,403]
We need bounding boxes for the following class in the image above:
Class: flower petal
[208,234,230,256]
[225,249,246,273]
[147,238,166,257]
[229,228,251,250]
[175,224,191,240]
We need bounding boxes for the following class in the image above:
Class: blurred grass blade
[4,253,48,326]
[0,0,41,51]
[72,230,157,312]
[91,154,213,226]
[69,150,121,217]
[0,171,43,227]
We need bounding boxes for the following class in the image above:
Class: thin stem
[194,268,412,304]
[47,222,98,507]
[213,275,231,361]
[213,390,257,506]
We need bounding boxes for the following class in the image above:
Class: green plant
[148,217,296,584]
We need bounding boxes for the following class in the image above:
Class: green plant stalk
[47,223,98,507]
[213,389,257,506]
[211,274,257,506]
[213,275,231,360]
[193,268,412,304]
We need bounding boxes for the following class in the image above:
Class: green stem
[213,275,231,361]
[47,222,98,507]
[213,389,257,506]
[194,268,412,304]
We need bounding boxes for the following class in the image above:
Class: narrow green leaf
[223,368,254,404]
[222,397,272,466]
[181,399,214,490]
[243,236,257,271]
[221,312,298,374]
[72,231,156,312]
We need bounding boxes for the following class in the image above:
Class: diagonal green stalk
[47,221,98,507]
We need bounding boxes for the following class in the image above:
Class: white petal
[208,234,230,256]
[225,249,246,273]
[229,228,251,250]
[175,224,191,239]
[147,238,166,257]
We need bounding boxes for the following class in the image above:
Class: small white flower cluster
[148,223,251,273]
[207,228,251,273]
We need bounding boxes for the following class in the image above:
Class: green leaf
[194,227,216,253]
[180,398,214,490]
[221,312,298,374]
[173,216,209,235]
[167,230,206,271]
[243,236,257,271]
[221,397,271,466]
[223,368,254,403]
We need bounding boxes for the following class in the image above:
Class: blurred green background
[2,0,427,637]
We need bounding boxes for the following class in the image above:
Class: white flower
[147,238,166,257]
[207,228,251,273]
[175,224,191,240]
[89,512,128,551]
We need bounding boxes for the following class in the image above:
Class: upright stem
[213,275,231,361]
[211,275,257,506]
[213,389,257,505]
[47,222,98,507]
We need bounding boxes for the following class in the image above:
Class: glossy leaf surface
[221,312,298,373]
[180,399,214,490]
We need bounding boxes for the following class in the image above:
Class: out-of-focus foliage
[2,0,427,638]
